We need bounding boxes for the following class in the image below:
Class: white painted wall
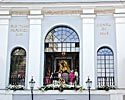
[0,93,12,100]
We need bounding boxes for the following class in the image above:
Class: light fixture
[86,76,92,100]
[29,76,35,100]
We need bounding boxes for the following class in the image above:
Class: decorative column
[114,10,125,89]
[81,9,95,88]
[28,9,43,89]
[0,9,11,89]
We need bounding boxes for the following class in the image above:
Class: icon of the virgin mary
[58,60,70,73]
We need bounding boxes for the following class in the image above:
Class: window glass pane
[110,73,114,76]
[106,60,110,63]
[76,48,79,52]
[58,48,61,52]
[110,69,114,72]
[110,56,114,59]
[101,60,105,63]
[101,56,104,59]
[98,73,102,76]
[97,69,101,72]
[110,60,114,63]
[71,43,75,47]
[58,43,61,47]
[106,69,110,72]
[106,56,109,59]
[97,56,100,59]
[102,69,105,72]
[97,64,101,68]
[71,48,75,52]
[102,73,105,76]
[67,43,70,47]
[67,48,70,52]
[62,48,67,52]
[9,47,26,86]
[49,43,53,47]
[97,47,114,87]
[63,43,67,48]
[106,73,109,76]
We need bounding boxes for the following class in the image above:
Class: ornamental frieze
[41,8,83,15]
[10,8,30,15]
[94,7,115,14]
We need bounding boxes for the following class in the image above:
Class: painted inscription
[97,23,111,35]
[10,24,29,36]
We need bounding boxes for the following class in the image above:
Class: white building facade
[0,0,125,100]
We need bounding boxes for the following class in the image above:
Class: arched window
[97,47,115,88]
[9,47,26,86]
[44,26,80,85]
[45,26,79,52]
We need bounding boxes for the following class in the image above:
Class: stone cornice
[0,1,125,8]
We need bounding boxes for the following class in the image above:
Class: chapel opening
[44,25,80,85]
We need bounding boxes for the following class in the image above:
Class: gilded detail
[97,23,111,35]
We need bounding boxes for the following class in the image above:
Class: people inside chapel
[44,60,79,85]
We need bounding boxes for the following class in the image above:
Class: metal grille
[9,47,26,86]
[97,47,115,87]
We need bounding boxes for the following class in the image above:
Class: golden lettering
[100,32,108,35]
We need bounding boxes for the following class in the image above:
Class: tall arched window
[44,26,80,85]
[97,47,115,88]
[9,47,26,86]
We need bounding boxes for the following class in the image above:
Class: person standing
[74,69,79,85]
[69,70,75,85]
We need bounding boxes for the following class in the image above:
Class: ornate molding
[94,7,115,14]
[10,8,30,15]
[41,8,83,15]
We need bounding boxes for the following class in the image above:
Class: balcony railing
[43,76,79,86]
[9,77,25,86]
[97,76,115,89]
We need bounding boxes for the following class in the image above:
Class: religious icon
[58,60,70,73]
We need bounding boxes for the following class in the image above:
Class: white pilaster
[81,13,96,89]
[114,13,125,89]
[28,14,43,89]
[0,10,11,89]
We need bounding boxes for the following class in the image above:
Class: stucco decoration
[41,8,83,15]
[94,7,115,14]
[10,8,30,15]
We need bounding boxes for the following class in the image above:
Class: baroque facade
[0,0,125,100]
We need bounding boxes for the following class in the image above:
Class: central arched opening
[44,25,80,86]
